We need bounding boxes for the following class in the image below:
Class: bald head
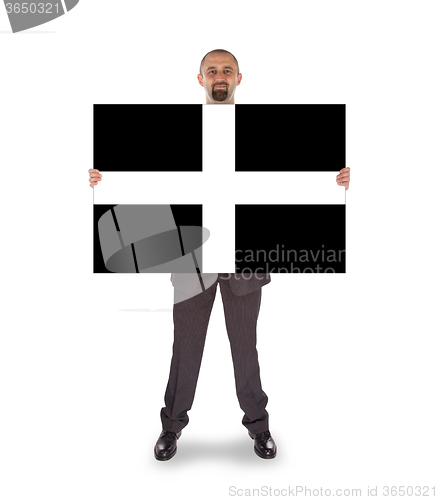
[199,49,240,77]
[198,49,242,104]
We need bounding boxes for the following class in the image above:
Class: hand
[89,169,102,188]
[336,167,350,190]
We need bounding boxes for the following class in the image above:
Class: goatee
[212,88,228,102]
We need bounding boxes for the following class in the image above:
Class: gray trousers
[160,274,269,434]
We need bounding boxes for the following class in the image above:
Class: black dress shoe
[249,430,277,459]
[154,430,182,461]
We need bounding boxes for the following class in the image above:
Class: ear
[237,73,242,86]
[197,74,204,87]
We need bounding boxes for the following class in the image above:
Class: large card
[93,104,345,273]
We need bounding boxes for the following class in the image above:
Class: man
[88,49,351,461]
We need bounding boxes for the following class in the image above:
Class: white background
[1,1,438,499]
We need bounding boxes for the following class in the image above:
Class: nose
[215,72,229,81]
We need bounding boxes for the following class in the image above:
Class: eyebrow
[205,65,235,71]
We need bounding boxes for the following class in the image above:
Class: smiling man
[197,50,242,103]
[88,49,351,463]
[155,49,277,462]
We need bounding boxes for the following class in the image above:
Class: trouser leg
[218,276,269,435]
[160,280,218,433]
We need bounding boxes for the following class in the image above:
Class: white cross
[94,105,344,272]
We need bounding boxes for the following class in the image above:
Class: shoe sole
[154,447,177,461]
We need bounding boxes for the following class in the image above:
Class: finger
[337,173,350,180]
[89,174,102,180]
[339,167,350,173]
[88,169,100,173]
[337,181,349,188]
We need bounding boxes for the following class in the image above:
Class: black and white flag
[93,104,346,274]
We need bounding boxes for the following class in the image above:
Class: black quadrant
[235,205,346,273]
[235,104,345,171]
[93,204,202,273]
[94,104,203,172]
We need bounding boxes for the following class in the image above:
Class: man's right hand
[89,169,102,188]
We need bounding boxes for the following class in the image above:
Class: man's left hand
[336,167,350,190]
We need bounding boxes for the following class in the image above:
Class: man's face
[198,52,242,104]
